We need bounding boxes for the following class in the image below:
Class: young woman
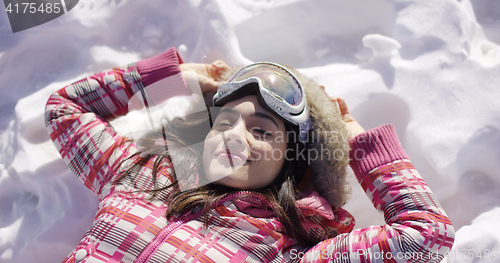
[45,47,454,262]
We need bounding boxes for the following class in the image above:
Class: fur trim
[287,69,351,208]
[204,65,351,208]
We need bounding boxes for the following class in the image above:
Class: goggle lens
[229,64,302,106]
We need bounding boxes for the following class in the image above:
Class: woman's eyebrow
[218,108,279,128]
[251,112,279,128]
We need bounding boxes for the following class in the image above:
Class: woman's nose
[225,136,243,146]
[223,121,247,148]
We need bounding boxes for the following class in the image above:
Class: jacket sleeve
[45,47,191,197]
[301,124,454,262]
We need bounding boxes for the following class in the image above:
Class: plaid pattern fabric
[299,160,454,262]
[45,63,143,198]
[45,49,454,262]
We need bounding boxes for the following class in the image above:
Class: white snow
[0,0,499,262]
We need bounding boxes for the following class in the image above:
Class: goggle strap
[299,119,311,148]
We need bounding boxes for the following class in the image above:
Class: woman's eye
[252,128,272,138]
[214,122,232,131]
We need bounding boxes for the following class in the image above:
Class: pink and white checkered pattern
[45,48,454,262]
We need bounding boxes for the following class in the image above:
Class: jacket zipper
[218,190,274,208]
[135,210,203,263]
[136,191,271,262]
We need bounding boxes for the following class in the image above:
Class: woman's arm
[299,97,454,262]
[44,47,190,197]
[301,124,454,262]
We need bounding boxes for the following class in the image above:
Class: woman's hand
[320,86,365,140]
[334,97,365,140]
[179,60,232,95]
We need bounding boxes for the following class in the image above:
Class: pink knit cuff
[348,124,408,180]
[136,47,191,98]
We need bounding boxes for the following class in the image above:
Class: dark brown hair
[115,108,330,245]
[116,63,351,245]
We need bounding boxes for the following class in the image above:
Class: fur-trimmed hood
[290,68,351,208]
[203,65,351,209]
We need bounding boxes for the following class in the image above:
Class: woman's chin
[205,167,250,188]
[213,176,250,190]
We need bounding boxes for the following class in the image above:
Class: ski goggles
[213,62,311,145]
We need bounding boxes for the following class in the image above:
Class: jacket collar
[226,190,355,238]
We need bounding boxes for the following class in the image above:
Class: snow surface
[1,0,500,262]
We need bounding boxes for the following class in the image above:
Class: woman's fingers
[210,60,231,81]
[319,86,345,118]
[212,60,227,68]
[320,86,364,138]
[337,98,357,123]
[334,98,365,139]
[336,98,350,117]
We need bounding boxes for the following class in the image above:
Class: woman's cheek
[263,144,278,162]
[249,143,270,162]
[202,133,219,167]
[204,131,221,149]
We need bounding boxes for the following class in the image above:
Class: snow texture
[0,0,499,262]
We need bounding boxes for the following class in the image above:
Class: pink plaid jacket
[45,47,454,262]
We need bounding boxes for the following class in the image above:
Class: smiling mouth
[216,150,251,164]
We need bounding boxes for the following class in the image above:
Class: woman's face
[202,95,288,190]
